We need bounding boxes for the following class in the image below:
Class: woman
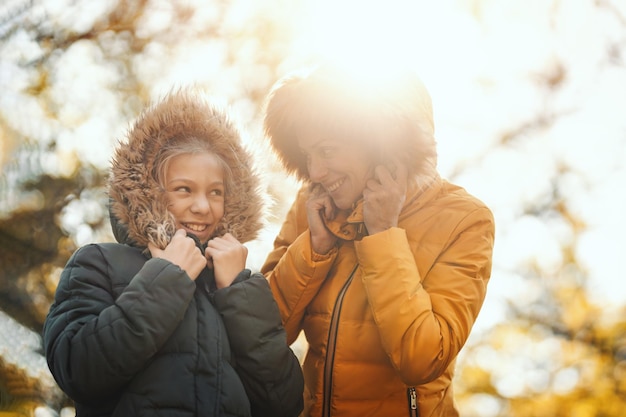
[43,90,304,417]
[261,64,495,417]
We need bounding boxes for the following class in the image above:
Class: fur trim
[108,89,265,249]
[263,64,438,183]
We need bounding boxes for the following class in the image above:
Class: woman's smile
[297,132,374,210]
[325,178,344,193]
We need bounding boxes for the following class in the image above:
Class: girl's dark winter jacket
[43,91,304,417]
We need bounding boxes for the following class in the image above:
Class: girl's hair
[109,89,265,249]
[153,136,234,198]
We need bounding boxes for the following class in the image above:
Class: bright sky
[265,0,626,316]
[281,1,626,406]
[1,0,625,314]
[1,1,624,413]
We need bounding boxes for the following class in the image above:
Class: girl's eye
[210,189,224,197]
[174,186,191,193]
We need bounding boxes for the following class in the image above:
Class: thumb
[322,197,335,220]
[392,160,409,187]
[148,241,163,258]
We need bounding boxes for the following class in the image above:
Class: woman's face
[297,130,374,210]
[164,152,225,243]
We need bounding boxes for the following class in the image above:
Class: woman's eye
[318,146,338,159]
[300,146,335,162]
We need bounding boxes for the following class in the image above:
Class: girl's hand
[148,229,207,281]
[363,162,408,235]
[306,184,338,255]
[205,233,247,289]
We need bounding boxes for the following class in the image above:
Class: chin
[333,198,357,211]
[197,233,213,244]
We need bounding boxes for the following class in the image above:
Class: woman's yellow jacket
[262,175,495,417]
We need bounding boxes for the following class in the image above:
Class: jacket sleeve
[213,271,304,417]
[43,244,196,403]
[356,205,495,385]
[260,186,336,344]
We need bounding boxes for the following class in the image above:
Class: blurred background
[1,0,625,416]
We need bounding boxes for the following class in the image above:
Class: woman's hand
[363,162,408,235]
[306,184,338,255]
[205,233,247,289]
[148,229,207,281]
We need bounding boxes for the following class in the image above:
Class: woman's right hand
[148,229,207,281]
[306,185,338,255]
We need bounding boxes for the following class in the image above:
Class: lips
[325,178,344,192]
[182,223,209,233]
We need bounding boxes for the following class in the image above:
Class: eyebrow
[166,178,224,186]
[299,137,336,151]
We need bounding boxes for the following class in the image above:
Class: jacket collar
[322,173,442,241]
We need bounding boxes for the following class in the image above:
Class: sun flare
[289,0,461,80]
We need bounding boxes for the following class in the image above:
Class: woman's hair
[153,136,234,194]
[263,64,438,183]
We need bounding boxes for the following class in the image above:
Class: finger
[204,249,215,269]
[208,238,247,258]
[323,197,335,220]
[374,164,395,184]
[309,182,326,197]
[219,233,239,243]
[366,176,382,192]
[393,162,409,188]
[172,228,188,239]
[206,236,231,250]
[147,242,162,257]
[377,161,408,187]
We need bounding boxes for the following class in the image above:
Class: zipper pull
[407,387,418,417]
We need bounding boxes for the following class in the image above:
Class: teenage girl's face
[164,152,225,244]
[297,130,374,210]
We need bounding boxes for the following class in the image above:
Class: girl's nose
[191,194,211,214]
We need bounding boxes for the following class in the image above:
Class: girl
[43,90,304,417]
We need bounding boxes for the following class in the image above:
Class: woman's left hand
[205,233,248,289]
[362,162,408,235]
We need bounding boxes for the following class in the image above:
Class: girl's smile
[164,152,225,243]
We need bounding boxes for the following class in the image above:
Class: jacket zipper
[322,263,359,417]
[407,387,418,417]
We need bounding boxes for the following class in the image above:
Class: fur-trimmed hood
[108,89,265,249]
[263,64,438,184]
